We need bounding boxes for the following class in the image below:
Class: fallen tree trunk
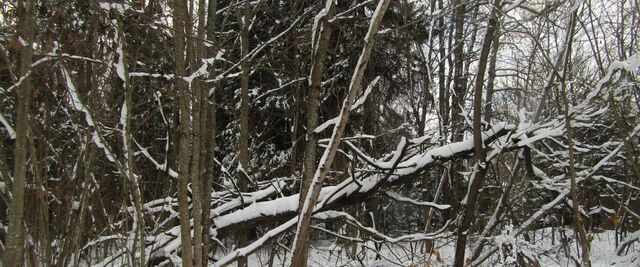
[139,123,515,264]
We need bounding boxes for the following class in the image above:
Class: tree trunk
[447,0,467,220]
[28,123,50,266]
[563,83,591,267]
[173,0,194,265]
[289,32,301,177]
[290,1,390,266]
[483,21,500,123]
[452,1,500,266]
[237,1,251,266]
[71,135,94,267]
[560,7,590,264]
[202,0,218,264]
[300,0,335,214]
[437,0,448,138]
[190,0,207,265]
[117,17,146,266]
[4,0,35,265]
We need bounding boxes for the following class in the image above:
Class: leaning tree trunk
[4,0,35,266]
[290,1,390,266]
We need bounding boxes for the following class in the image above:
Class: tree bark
[563,83,592,267]
[300,0,335,214]
[191,0,207,265]
[483,21,500,123]
[437,0,448,138]
[560,7,590,264]
[451,0,466,144]
[202,0,218,264]
[290,1,390,266]
[447,0,467,220]
[289,2,303,176]
[4,0,35,265]
[453,1,500,266]
[173,0,194,265]
[117,17,146,267]
[237,1,251,266]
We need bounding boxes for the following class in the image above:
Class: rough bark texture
[173,0,194,265]
[296,3,335,263]
[300,0,335,213]
[4,0,35,265]
[202,0,218,264]
[437,0,448,136]
[450,0,466,144]
[191,1,207,265]
[290,1,390,266]
[237,1,251,266]
[447,0,467,221]
[436,0,452,221]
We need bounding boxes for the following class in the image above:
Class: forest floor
[237,228,639,267]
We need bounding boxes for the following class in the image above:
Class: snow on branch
[132,123,513,265]
[252,77,305,103]
[216,123,513,232]
[95,180,287,266]
[214,216,297,266]
[580,53,640,111]
[216,208,450,266]
[61,66,95,127]
[384,191,450,210]
[133,139,179,179]
[0,113,15,139]
[314,76,380,133]
[314,210,451,243]
[60,64,131,180]
[99,2,132,13]
[311,0,335,56]
[211,180,287,217]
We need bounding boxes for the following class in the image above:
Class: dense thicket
[0,0,639,266]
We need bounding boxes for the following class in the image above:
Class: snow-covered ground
[235,228,639,266]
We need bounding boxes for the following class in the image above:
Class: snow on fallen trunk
[384,191,450,210]
[138,122,513,265]
[218,123,511,231]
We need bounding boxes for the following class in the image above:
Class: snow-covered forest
[1,0,639,266]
